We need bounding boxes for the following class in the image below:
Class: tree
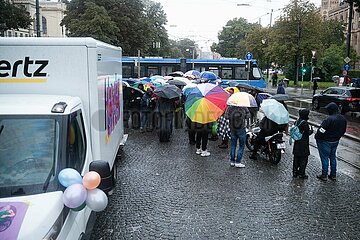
[244,27,270,69]
[142,0,169,56]
[213,18,260,58]
[0,0,32,36]
[62,0,169,56]
[268,0,343,84]
[61,0,119,45]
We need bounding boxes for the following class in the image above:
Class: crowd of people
[123,75,347,181]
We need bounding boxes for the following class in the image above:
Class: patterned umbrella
[260,99,289,125]
[185,83,228,124]
[227,92,257,107]
[184,70,201,79]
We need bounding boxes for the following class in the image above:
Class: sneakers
[328,175,336,181]
[196,149,202,155]
[317,174,328,181]
[201,150,210,157]
[230,162,235,167]
[235,163,245,168]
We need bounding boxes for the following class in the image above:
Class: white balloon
[86,188,108,212]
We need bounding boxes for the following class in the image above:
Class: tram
[122,57,266,88]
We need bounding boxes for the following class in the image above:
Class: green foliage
[142,0,169,57]
[214,18,260,58]
[0,0,32,34]
[62,0,120,45]
[321,44,344,80]
[348,70,360,78]
[62,0,169,56]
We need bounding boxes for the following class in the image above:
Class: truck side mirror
[89,160,114,195]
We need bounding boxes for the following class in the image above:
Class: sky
[155,0,321,51]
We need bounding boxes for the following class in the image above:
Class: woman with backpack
[291,108,313,179]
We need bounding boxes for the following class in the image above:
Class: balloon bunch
[58,168,108,212]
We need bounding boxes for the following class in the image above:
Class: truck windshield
[0,117,60,198]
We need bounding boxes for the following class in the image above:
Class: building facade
[4,0,66,38]
[320,0,360,68]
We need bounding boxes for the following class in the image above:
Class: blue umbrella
[260,99,289,125]
[150,75,164,80]
[182,83,197,97]
[185,70,201,79]
[200,71,217,81]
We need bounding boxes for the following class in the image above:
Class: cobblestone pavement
[91,128,360,240]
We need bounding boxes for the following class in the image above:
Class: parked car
[312,86,360,114]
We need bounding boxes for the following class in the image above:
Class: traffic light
[302,67,306,76]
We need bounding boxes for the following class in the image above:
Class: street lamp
[261,39,270,86]
[186,47,195,69]
[310,50,316,90]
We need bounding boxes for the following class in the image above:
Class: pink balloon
[82,171,101,190]
[63,184,87,209]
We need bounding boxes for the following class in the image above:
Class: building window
[15,32,18,37]
[20,33,23,37]
[42,16,47,35]
[8,31,12,37]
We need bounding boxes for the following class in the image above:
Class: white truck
[0,38,127,239]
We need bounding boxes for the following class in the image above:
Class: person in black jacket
[315,102,347,181]
[155,97,176,142]
[292,109,313,179]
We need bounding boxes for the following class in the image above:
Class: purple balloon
[63,184,88,209]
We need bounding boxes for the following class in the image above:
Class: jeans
[230,128,246,164]
[316,140,339,176]
[140,111,150,129]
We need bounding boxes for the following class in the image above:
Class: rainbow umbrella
[185,83,228,124]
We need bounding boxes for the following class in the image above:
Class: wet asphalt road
[90,126,360,239]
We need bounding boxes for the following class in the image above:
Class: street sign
[344,57,351,63]
[343,70,347,76]
[245,52,253,60]
[344,63,351,71]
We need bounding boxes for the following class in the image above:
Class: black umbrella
[167,71,184,77]
[228,82,253,89]
[123,86,144,109]
[270,94,289,101]
[168,79,187,86]
[154,84,182,99]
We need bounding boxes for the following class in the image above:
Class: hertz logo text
[0,57,49,77]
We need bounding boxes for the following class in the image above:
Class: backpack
[289,120,304,141]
